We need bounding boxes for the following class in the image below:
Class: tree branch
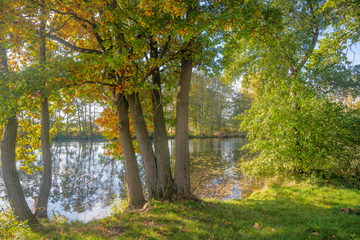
[65,80,117,88]
[32,0,106,51]
[159,38,170,60]
[296,2,319,71]
[46,34,103,54]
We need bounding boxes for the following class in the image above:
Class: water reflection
[0,138,253,221]
[186,138,250,199]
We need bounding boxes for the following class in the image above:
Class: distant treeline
[48,72,252,141]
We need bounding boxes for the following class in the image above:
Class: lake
[0,138,258,222]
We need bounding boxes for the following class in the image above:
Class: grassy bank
[2,180,360,239]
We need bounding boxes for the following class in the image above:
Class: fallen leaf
[254,223,261,229]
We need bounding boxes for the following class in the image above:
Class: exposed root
[123,203,145,213]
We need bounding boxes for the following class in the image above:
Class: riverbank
[2,179,360,239]
[51,132,247,142]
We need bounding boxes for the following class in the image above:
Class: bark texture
[127,92,158,199]
[151,69,175,199]
[174,56,193,195]
[113,92,146,208]
[35,97,52,218]
[1,116,35,222]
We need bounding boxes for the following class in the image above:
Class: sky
[346,44,360,65]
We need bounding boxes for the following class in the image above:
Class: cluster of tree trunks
[0,2,196,223]
[112,49,194,207]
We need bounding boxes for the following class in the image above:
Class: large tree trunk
[35,6,52,218]
[174,56,193,195]
[1,116,35,222]
[151,69,175,199]
[126,92,157,199]
[113,92,146,208]
[35,97,52,218]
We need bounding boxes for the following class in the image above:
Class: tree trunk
[35,97,52,218]
[113,92,146,208]
[210,114,214,133]
[174,55,193,195]
[89,103,92,140]
[84,102,87,135]
[151,69,175,199]
[35,5,52,218]
[126,92,157,199]
[1,116,35,222]
[0,35,34,223]
[66,113,69,137]
[77,104,82,134]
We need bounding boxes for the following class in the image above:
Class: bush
[240,87,360,183]
[0,204,31,239]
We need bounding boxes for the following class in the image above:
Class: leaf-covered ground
[2,182,360,239]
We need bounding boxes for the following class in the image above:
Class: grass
[2,180,360,239]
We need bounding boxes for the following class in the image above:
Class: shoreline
[51,133,248,142]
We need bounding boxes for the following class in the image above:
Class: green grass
[2,181,360,239]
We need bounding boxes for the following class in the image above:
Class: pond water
[0,138,258,222]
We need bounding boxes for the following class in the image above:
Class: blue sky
[346,44,360,65]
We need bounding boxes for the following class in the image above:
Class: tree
[112,92,146,208]
[37,0,201,200]
[149,40,175,198]
[224,0,360,178]
[2,0,282,213]
[0,21,35,222]
[189,71,236,135]
[228,90,253,132]
[35,1,52,218]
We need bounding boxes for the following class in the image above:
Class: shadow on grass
[137,187,360,239]
[179,191,360,239]
[28,186,360,240]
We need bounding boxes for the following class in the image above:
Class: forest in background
[46,71,253,140]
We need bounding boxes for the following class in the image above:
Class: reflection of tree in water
[190,150,241,199]
[186,138,256,200]
[47,141,147,214]
[53,141,122,213]
[1,141,131,216]
[97,155,117,208]
[1,138,252,220]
